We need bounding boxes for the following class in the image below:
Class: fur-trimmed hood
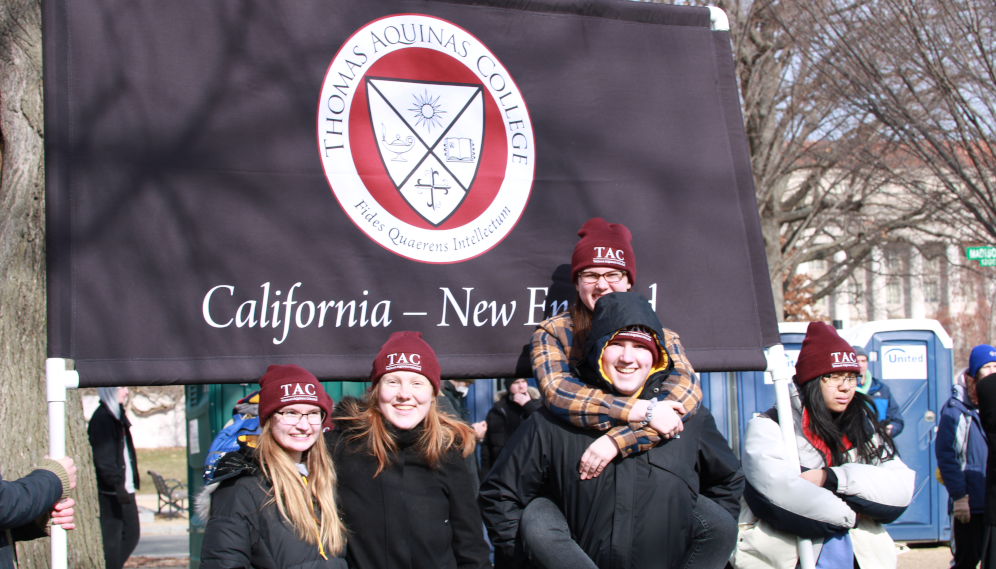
[195,445,260,521]
[493,387,541,403]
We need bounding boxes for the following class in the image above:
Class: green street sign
[982,258,996,267]
[967,246,996,261]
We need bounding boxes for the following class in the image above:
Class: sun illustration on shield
[409,90,446,132]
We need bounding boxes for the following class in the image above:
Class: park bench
[148,470,187,518]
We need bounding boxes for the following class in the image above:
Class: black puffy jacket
[325,398,491,569]
[199,448,347,569]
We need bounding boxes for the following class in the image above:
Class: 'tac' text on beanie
[570,218,637,284]
[370,331,442,393]
[257,364,331,425]
[794,322,861,385]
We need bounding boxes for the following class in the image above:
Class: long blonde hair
[334,384,477,477]
[256,420,346,555]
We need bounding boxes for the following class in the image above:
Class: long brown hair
[335,383,477,476]
[570,292,593,351]
[256,421,347,555]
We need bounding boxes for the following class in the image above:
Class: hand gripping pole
[46,358,80,569]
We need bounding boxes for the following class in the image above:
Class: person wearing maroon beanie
[734,321,914,569]
[324,332,491,569]
[525,218,715,569]
[200,364,347,568]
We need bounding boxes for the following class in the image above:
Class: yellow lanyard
[301,475,328,560]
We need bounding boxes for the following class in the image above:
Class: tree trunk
[0,0,104,566]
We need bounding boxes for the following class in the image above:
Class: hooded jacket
[325,397,491,569]
[87,401,139,495]
[198,447,347,569]
[479,292,744,569]
[734,383,915,569]
[936,383,987,514]
[866,378,904,437]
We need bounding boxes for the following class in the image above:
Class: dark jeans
[518,494,737,569]
[953,513,985,569]
[98,492,140,569]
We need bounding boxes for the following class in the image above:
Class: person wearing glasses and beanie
[199,364,347,568]
[528,218,734,569]
[734,322,915,569]
[326,331,491,569]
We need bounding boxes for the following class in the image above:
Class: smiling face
[576,267,631,311]
[600,338,655,396]
[270,403,322,463]
[377,371,435,430]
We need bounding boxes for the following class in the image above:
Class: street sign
[966,246,996,261]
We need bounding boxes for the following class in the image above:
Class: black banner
[44,0,779,387]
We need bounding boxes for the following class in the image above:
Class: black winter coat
[480,394,540,473]
[0,469,62,569]
[199,448,347,569]
[325,401,491,569]
[972,373,996,524]
[87,402,139,494]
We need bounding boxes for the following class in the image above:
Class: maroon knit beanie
[611,326,661,366]
[257,364,332,425]
[370,331,441,393]
[570,218,637,284]
[794,322,861,385]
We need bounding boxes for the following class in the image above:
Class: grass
[136,447,188,493]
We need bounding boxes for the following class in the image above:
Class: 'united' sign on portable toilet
[843,319,953,542]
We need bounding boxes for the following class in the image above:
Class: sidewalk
[124,494,191,568]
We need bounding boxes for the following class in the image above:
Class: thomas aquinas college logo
[318,14,535,263]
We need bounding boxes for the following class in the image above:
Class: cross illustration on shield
[366,77,484,226]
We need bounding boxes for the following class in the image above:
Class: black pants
[953,513,985,569]
[98,492,140,569]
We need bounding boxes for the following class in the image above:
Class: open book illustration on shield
[367,77,484,226]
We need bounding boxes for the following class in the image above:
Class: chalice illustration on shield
[380,124,414,161]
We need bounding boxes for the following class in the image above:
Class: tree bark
[0,0,104,566]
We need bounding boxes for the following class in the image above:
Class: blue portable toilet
[842,319,953,543]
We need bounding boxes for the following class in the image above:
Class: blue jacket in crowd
[936,384,988,514]
[867,378,904,437]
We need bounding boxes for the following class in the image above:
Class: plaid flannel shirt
[531,312,702,457]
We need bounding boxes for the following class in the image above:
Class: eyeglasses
[821,373,859,388]
[578,270,627,284]
[274,410,326,425]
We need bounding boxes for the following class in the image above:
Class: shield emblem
[366,77,484,226]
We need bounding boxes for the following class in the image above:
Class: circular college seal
[318,14,535,263]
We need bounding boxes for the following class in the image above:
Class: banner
[44,0,779,386]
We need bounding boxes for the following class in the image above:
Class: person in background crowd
[202,390,262,484]
[1,457,77,569]
[480,378,541,474]
[936,344,994,569]
[851,345,905,436]
[437,379,487,488]
[482,292,744,569]
[967,349,996,569]
[327,331,491,569]
[199,364,347,568]
[735,323,914,569]
[89,386,140,569]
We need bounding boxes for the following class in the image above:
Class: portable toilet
[842,319,953,542]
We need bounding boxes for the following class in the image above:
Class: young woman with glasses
[734,322,915,569]
[199,364,347,569]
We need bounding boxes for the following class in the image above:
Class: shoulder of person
[212,445,260,485]
[535,311,573,335]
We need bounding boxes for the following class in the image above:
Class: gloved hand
[953,496,971,524]
[115,484,133,505]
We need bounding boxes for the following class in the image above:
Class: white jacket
[733,383,915,569]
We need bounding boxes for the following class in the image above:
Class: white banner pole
[766,345,817,569]
[46,358,80,569]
